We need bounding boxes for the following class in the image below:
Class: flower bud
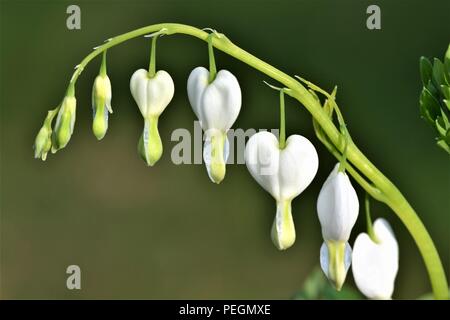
[317,163,359,290]
[34,124,52,161]
[52,95,76,151]
[92,74,112,140]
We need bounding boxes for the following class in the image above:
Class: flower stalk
[207,33,217,83]
[365,193,379,243]
[43,23,448,299]
[148,35,157,78]
[279,89,286,149]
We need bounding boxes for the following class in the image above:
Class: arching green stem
[59,23,448,299]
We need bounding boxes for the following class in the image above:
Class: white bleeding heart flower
[352,218,399,300]
[317,163,359,290]
[130,69,174,166]
[245,131,319,250]
[187,66,241,184]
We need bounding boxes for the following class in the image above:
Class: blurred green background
[1,0,449,299]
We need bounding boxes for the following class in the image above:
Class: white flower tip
[320,241,352,290]
[203,134,229,184]
[270,201,296,250]
[138,118,163,166]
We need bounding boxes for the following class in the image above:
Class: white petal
[187,67,241,132]
[200,70,241,131]
[317,163,359,241]
[279,134,319,200]
[130,69,149,116]
[352,218,399,299]
[245,131,281,199]
[245,131,318,201]
[187,66,209,122]
[130,69,174,118]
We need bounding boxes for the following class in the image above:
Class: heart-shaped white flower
[317,163,359,290]
[187,66,241,183]
[352,218,399,299]
[130,69,174,118]
[130,69,174,166]
[245,131,319,250]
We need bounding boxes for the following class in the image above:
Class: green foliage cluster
[419,45,450,154]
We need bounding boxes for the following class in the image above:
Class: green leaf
[420,56,433,85]
[435,116,446,136]
[441,85,450,99]
[444,99,450,111]
[432,58,446,90]
[426,80,439,97]
[440,108,450,129]
[420,87,442,124]
[444,44,450,71]
[436,139,450,154]
[444,67,450,85]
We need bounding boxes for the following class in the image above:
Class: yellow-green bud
[34,108,58,161]
[52,95,76,151]
[92,74,113,140]
[34,125,52,161]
